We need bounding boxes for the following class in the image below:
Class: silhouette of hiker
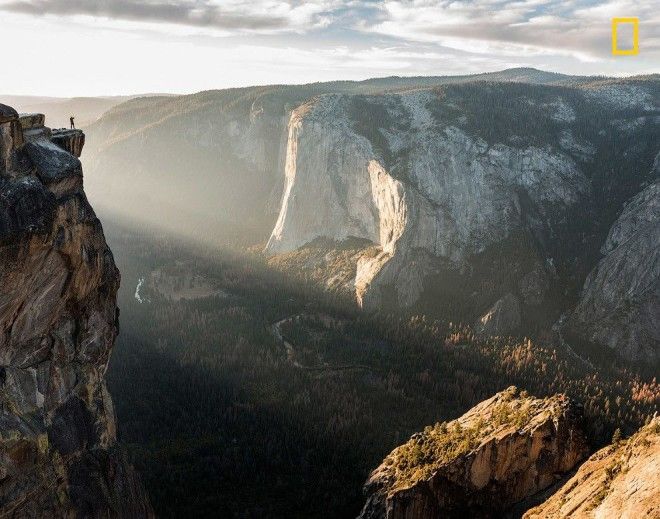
[70,116,75,129]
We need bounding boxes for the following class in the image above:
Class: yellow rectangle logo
[612,18,639,55]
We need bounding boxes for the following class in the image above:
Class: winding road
[270,315,375,372]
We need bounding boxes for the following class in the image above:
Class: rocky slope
[0,105,152,516]
[566,164,660,363]
[475,293,522,336]
[524,417,660,519]
[358,387,589,518]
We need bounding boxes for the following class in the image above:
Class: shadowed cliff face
[566,162,660,363]
[0,106,152,517]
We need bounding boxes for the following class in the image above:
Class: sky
[0,0,658,97]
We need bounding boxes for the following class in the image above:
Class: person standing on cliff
[70,116,75,129]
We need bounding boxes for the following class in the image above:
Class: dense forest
[103,217,659,518]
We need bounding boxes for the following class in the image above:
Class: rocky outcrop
[475,293,521,336]
[359,387,589,519]
[51,128,86,158]
[566,162,660,363]
[267,237,381,295]
[0,105,152,517]
[524,417,660,518]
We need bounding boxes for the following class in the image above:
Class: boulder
[18,112,45,130]
[0,103,18,123]
[24,138,82,184]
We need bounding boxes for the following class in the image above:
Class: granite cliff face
[0,105,151,517]
[266,81,659,321]
[358,387,589,519]
[262,79,660,364]
[524,417,660,519]
[566,162,660,363]
[267,90,590,311]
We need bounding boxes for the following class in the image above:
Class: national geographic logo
[612,18,639,56]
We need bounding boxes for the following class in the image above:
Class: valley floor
[103,218,659,518]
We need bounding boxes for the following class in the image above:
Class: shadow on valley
[103,216,659,518]
[109,335,365,518]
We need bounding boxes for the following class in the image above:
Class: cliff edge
[0,105,152,517]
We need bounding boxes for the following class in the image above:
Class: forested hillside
[103,217,658,518]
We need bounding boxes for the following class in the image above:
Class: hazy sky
[1,0,658,97]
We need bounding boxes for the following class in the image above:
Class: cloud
[3,0,658,61]
[357,0,660,62]
[1,0,658,90]
[0,0,339,32]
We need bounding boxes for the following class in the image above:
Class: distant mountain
[81,68,603,240]
[0,93,172,129]
[82,68,660,362]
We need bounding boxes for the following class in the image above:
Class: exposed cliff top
[51,128,85,158]
[360,387,589,518]
[368,387,581,495]
[525,417,660,518]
